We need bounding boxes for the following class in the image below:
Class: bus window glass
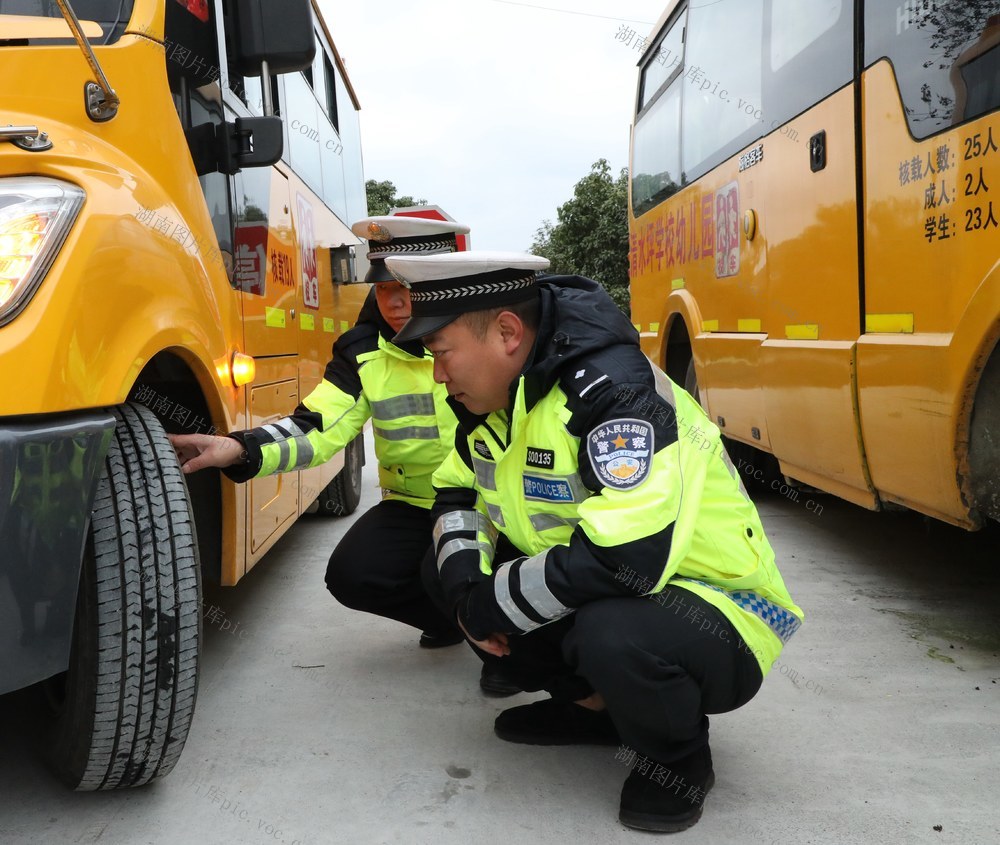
[285,72,324,198]
[771,0,842,71]
[338,73,367,224]
[960,39,1000,118]
[681,0,764,181]
[323,51,339,130]
[640,9,686,109]
[765,0,853,130]
[866,2,1000,139]
[632,82,681,217]
[0,0,133,42]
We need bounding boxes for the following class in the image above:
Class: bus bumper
[0,411,115,695]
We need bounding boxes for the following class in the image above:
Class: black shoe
[479,663,522,697]
[618,745,714,832]
[494,697,620,745]
[418,628,465,648]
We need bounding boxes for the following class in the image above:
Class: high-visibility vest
[432,326,802,675]
[238,329,457,509]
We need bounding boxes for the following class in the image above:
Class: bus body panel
[859,59,1000,527]
[756,88,871,500]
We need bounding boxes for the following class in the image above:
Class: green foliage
[530,159,630,313]
[365,179,427,216]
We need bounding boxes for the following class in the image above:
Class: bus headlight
[0,178,85,328]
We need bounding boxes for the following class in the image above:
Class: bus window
[681,0,764,181]
[765,0,853,129]
[638,7,685,110]
[866,1,1000,139]
[0,0,132,43]
[165,0,234,282]
[323,50,340,132]
[631,82,681,217]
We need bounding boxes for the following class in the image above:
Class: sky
[320,0,667,252]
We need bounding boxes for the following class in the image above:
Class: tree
[365,179,427,216]
[530,159,630,313]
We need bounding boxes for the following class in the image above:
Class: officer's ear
[496,310,528,355]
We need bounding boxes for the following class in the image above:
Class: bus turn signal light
[231,352,256,387]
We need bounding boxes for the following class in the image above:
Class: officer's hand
[168,433,244,474]
[456,614,509,657]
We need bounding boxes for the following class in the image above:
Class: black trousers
[326,499,455,634]
[423,536,763,763]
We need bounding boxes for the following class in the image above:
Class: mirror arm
[261,60,274,117]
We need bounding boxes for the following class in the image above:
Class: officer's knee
[567,602,633,683]
[324,550,368,608]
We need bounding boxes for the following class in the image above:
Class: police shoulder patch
[587,418,653,490]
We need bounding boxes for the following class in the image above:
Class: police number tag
[587,419,653,490]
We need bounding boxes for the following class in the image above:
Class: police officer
[169,219,520,696]
[384,250,804,832]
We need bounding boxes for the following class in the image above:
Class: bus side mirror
[330,245,358,284]
[220,116,283,174]
[232,0,316,76]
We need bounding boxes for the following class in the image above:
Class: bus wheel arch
[665,314,694,389]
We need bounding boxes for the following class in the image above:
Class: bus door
[233,165,303,566]
[859,3,1000,523]
[754,0,875,506]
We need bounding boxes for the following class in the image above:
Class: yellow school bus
[628,0,1000,530]
[0,0,369,788]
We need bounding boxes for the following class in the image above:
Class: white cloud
[321,0,663,251]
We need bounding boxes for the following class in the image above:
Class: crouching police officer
[384,250,804,832]
[169,218,520,695]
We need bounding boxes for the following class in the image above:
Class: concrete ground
[1,429,999,845]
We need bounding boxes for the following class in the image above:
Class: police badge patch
[587,418,653,490]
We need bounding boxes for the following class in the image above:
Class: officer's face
[374,282,411,333]
[425,316,523,415]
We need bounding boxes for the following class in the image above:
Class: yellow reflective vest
[227,300,457,508]
[431,276,803,676]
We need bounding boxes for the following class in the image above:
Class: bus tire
[314,433,364,517]
[47,403,201,790]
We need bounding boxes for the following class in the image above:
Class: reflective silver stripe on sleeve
[437,538,482,572]
[651,363,678,408]
[494,564,541,633]
[372,424,440,441]
[290,435,315,470]
[261,423,284,442]
[471,456,497,490]
[370,393,436,420]
[486,502,506,528]
[432,510,479,547]
[476,511,498,555]
[518,551,571,620]
[529,512,582,532]
[273,419,308,439]
[276,438,291,471]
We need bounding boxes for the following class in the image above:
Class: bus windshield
[0,0,134,44]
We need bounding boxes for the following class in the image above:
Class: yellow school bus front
[1,5,240,419]
[0,0,370,789]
